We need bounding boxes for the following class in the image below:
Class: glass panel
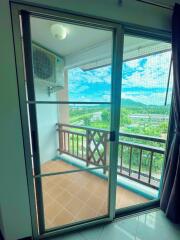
[34,103,110,172]
[41,168,109,229]
[116,35,173,210]
[29,16,112,103]
[26,13,113,231]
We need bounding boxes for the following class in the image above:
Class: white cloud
[68,51,173,105]
[123,51,172,89]
[121,90,172,105]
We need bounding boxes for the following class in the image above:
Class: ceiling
[30,17,112,57]
[30,16,171,69]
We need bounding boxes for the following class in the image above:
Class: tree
[101,110,110,122]
[120,108,132,127]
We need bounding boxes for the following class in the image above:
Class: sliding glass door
[115,34,173,212]
[12,3,173,239]
[26,14,114,233]
[12,3,123,237]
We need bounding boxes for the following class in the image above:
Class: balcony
[40,123,166,229]
[56,123,165,190]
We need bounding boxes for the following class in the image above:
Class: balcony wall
[58,70,69,124]
[35,81,58,164]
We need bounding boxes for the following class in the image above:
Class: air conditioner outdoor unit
[32,43,64,92]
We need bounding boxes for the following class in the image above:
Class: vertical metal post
[149,152,154,184]
[10,6,39,238]
[120,144,123,173]
[59,124,63,153]
[63,131,66,152]
[86,129,90,166]
[20,10,45,234]
[103,133,108,174]
[109,26,124,220]
[68,131,70,152]
[138,149,142,179]
[82,136,84,159]
[129,146,133,176]
[72,134,74,155]
[77,135,79,157]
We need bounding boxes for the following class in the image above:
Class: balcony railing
[56,123,166,189]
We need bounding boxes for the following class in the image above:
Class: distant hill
[121,99,146,107]
[70,98,169,109]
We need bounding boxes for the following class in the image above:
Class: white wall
[35,81,58,164]
[0,0,176,239]
[0,1,32,239]
[58,70,69,124]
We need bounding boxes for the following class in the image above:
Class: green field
[68,99,170,177]
[69,99,170,139]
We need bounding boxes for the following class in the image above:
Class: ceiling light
[51,24,67,40]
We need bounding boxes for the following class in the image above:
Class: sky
[68,51,173,105]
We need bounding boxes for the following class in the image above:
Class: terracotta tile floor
[41,160,148,229]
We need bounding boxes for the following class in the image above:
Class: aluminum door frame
[11,3,124,239]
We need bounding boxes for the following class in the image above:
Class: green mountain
[71,98,169,109]
[121,99,146,107]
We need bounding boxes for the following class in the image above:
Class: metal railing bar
[58,123,110,134]
[27,101,111,105]
[138,149,142,180]
[120,144,123,173]
[117,171,159,190]
[119,141,165,154]
[59,126,63,153]
[82,136,83,159]
[58,123,166,143]
[77,135,79,157]
[34,166,109,178]
[119,132,166,143]
[63,131,66,152]
[72,134,74,155]
[129,146,132,176]
[117,165,160,182]
[148,152,154,184]
[68,132,70,152]
[86,129,90,167]
[60,129,86,137]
